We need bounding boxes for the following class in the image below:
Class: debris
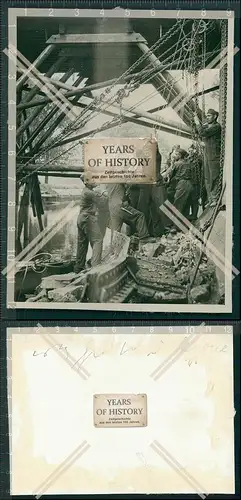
[190,284,210,303]
[157,255,173,266]
[154,291,187,303]
[40,272,84,291]
[136,286,156,299]
[27,219,218,305]
[48,287,79,302]
[175,269,189,284]
[145,241,165,258]
[26,290,47,302]
[189,270,203,286]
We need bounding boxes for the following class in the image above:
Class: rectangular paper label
[93,393,147,428]
[84,138,156,184]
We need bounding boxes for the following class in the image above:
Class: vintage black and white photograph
[6,8,236,311]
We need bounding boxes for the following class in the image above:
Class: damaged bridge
[13,14,228,306]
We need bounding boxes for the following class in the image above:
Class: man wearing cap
[194,109,221,207]
[74,180,106,274]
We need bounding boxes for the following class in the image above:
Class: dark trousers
[204,156,221,202]
[167,183,176,204]
[150,184,169,236]
[173,179,194,218]
[128,187,140,209]
[75,212,103,273]
[109,202,149,239]
[137,184,168,237]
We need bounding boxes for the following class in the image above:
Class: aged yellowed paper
[8,325,235,495]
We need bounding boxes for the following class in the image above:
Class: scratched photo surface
[8,325,235,495]
[6,9,237,312]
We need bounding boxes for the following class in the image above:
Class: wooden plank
[46,33,147,45]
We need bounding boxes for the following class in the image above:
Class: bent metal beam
[137,41,203,126]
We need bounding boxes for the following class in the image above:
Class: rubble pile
[132,231,218,304]
[26,272,87,303]
[169,232,217,303]
[24,230,218,305]
[25,231,130,303]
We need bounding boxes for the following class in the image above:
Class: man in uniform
[187,143,206,220]
[168,148,194,218]
[74,180,106,274]
[194,109,221,207]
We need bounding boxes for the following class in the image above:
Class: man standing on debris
[107,183,155,242]
[74,179,105,274]
[167,148,194,219]
[194,109,221,207]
